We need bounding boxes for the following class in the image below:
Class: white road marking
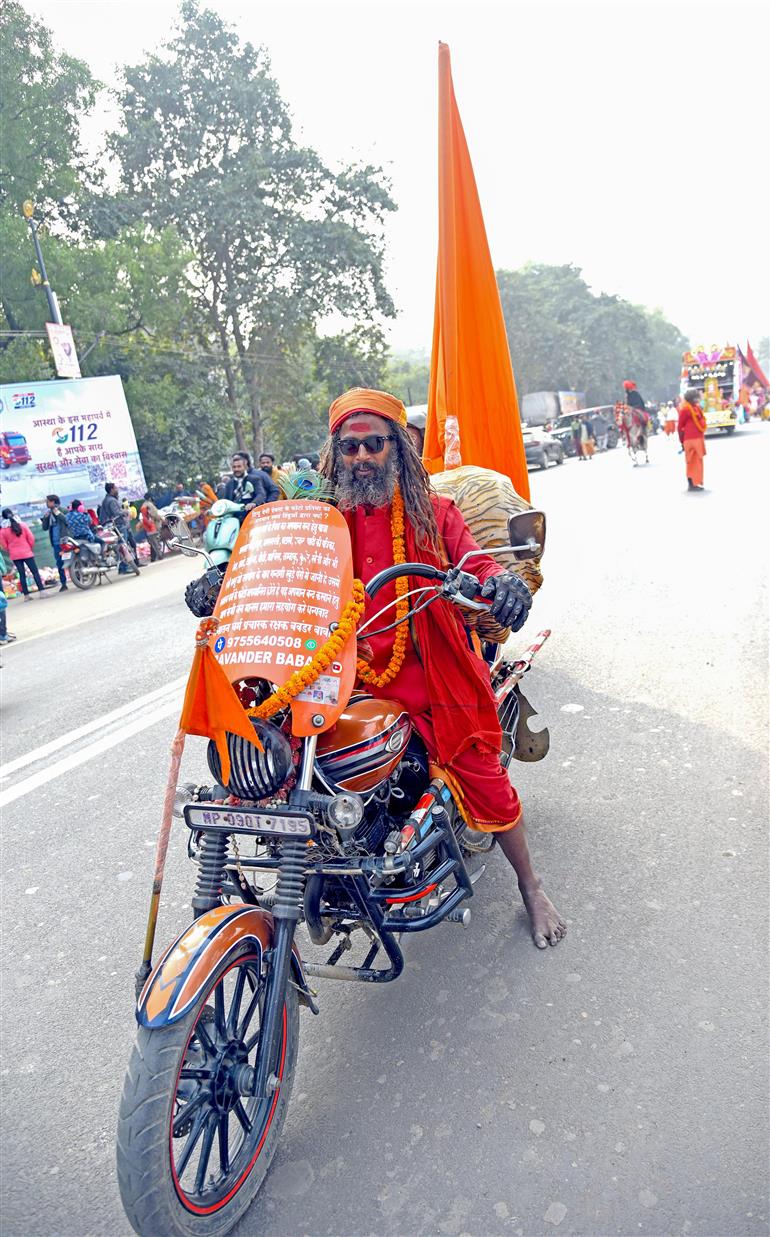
[0,675,187,780]
[0,696,182,809]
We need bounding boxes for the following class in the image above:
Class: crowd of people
[0,451,295,617]
[0,481,146,610]
[3,381,767,625]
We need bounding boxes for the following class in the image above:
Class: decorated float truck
[679,346,740,433]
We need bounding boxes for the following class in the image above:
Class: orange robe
[347,497,522,832]
[678,402,707,486]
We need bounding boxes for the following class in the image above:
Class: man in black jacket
[98,482,138,573]
[222,452,279,515]
[41,494,70,591]
[98,482,126,530]
[623,380,648,417]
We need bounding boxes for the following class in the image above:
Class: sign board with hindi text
[211,501,357,736]
[0,375,146,519]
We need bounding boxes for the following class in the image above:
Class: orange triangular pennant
[179,635,262,786]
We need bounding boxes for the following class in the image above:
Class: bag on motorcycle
[430,465,543,643]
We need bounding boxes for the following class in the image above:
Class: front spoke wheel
[117,948,300,1236]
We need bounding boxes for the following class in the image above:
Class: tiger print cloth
[430,465,543,644]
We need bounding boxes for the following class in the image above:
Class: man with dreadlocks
[319,388,565,949]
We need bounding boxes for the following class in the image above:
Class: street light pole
[22,200,63,325]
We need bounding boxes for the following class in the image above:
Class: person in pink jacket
[0,509,46,599]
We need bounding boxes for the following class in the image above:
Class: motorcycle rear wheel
[69,556,96,590]
[117,950,299,1236]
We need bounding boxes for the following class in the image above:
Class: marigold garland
[247,579,366,721]
[356,485,409,688]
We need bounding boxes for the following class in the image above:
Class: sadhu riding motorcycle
[117,396,560,1237]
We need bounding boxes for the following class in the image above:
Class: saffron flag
[424,42,530,501]
[179,627,263,786]
[745,340,770,389]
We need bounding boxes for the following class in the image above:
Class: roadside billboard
[0,375,146,520]
[556,391,586,416]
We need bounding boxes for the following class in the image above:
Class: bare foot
[519,881,567,949]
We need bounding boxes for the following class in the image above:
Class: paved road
[1,426,768,1236]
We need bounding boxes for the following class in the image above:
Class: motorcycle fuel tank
[315,692,412,795]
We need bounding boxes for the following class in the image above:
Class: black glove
[480,571,532,632]
[184,573,221,618]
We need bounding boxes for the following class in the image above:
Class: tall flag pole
[424,42,530,501]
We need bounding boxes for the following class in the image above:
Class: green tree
[256,325,389,463]
[0,207,233,485]
[108,0,396,457]
[114,345,232,487]
[497,263,687,405]
[0,1,98,341]
[641,309,690,400]
[0,1,97,222]
[0,3,232,486]
[385,350,431,406]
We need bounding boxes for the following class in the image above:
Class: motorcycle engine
[387,735,430,815]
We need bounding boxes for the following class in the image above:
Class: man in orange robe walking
[678,388,708,491]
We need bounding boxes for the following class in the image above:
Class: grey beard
[334,455,397,510]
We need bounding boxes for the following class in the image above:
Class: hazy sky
[29,0,770,355]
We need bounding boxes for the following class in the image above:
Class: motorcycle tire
[69,557,96,590]
[185,570,223,618]
[117,949,299,1237]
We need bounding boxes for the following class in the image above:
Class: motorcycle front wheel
[117,950,299,1237]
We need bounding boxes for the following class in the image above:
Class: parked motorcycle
[60,520,139,589]
[117,504,550,1236]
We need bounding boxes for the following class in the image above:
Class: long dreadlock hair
[318,421,441,554]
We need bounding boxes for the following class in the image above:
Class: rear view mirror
[507,510,546,559]
[165,513,192,542]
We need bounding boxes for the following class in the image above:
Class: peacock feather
[277,468,335,503]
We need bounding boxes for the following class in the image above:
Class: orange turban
[329,388,407,435]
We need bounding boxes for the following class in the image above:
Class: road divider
[0,677,186,808]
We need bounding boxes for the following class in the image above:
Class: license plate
[183,803,315,838]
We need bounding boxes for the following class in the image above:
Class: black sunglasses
[337,434,395,457]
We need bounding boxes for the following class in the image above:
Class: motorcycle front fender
[136,904,315,1029]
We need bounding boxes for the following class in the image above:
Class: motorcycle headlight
[206,718,292,801]
[327,793,365,831]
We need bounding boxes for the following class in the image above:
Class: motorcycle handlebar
[365,562,446,599]
[365,560,495,616]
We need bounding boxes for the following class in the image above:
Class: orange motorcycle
[117,500,549,1236]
